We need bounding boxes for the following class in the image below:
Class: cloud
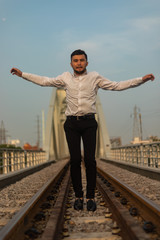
[71,16,160,56]
[129,17,160,32]
[2,18,6,22]
[67,33,135,60]
[56,15,160,73]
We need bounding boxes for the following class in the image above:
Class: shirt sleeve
[22,72,66,88]
[97,74,144,91]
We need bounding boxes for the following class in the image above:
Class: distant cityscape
[0,118,42,150]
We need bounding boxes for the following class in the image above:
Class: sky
[0,0,160,146]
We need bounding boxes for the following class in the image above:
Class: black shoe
[74,198,83,210]
[87,199,97,211]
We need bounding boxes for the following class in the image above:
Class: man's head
[70,49,88,75]
[71,49,88,61]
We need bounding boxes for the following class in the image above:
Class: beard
[74,68,86,75]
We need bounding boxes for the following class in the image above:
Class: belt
[67,114,95,120]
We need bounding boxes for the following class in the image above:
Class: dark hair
[71,49,88,61]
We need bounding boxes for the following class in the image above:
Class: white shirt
[22,71,144,116]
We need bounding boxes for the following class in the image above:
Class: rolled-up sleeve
[97,74,144,91]
[22,72,66,88]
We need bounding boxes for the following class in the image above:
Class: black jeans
[64,118,97,199]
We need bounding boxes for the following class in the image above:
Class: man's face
[70,54,88,75]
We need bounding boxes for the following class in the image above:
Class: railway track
[0,159,160,240]
[96,166,160,240]
[0,161,70,240]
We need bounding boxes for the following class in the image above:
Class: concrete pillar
[10,152,16,172]
[3,152,8,174]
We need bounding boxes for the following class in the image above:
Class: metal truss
[45,89,111,161]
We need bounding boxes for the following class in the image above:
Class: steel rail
[101,158,160,181]
[41,170,70,240]
[0,160,70,240]
[96,177,149,239]
[97,165,160,237]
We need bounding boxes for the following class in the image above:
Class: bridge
[0,88,160,175]
[43,88,160,168]
[44,88,111,161]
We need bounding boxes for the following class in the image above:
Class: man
[11,49,155,211]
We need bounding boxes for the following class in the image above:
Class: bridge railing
[0,148,46,174]
[110,142,160,168]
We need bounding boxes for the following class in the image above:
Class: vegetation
[0,144,22,149]
[148,136,160,142]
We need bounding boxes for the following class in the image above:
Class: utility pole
[139,113,143,141]
[132,105,143,142]
[132,106,139,141]
[42,110,45,150]
[36,115,40,149]
[0,121,7,144]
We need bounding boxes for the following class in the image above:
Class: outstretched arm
[142,73,155,82]
[10,68,22,77]
[10,67,66,88]
[98,72,155,91]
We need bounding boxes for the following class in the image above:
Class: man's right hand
[10,68,22,77]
